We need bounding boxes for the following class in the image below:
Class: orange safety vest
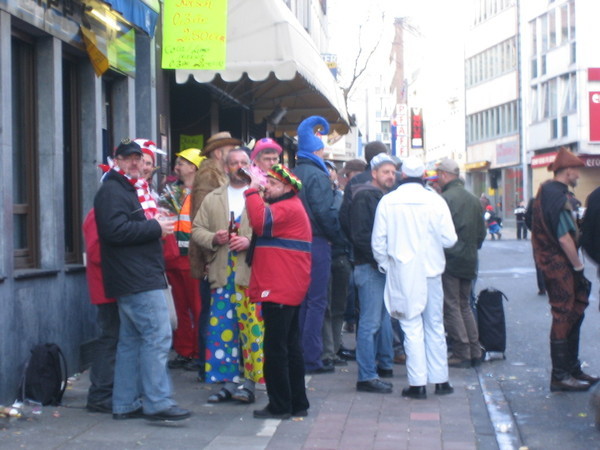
[174,191,192,256]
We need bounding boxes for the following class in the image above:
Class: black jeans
[262,302,309,414]
[87,302,120,407]
[197,277,211,376]
[516,221,528,239]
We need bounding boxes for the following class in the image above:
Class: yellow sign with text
[162,0,228,70]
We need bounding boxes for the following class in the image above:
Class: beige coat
[191,183,251,289]
[188,158,228,278]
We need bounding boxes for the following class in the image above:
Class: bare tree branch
[341,12,386,117]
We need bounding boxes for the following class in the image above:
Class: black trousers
[262,302,309,414]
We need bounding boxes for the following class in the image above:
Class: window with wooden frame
[12,35,39,270]
[63,57,82,264]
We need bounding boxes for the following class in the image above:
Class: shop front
[0,0,159,402]
[168,0,348,160]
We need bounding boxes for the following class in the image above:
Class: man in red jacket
[83,208,118,414]
[244,164,312,420]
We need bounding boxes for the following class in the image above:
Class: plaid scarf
[112,166,158,219]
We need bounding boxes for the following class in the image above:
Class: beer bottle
[228,211,238,238]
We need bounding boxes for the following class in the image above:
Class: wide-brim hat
[201,131,243,156]
[547,147,584,172]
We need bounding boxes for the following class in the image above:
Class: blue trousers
[299,236,331,371]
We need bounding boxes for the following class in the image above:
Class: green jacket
[441,179,486,280]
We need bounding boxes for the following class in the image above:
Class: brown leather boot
[573,371,600,385]
[550,339,592,392]
[550,376,591,392]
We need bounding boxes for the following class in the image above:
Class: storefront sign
[589,92,600,142]
[162,0,228,70]
[396,104,408,157]
[579,154,600,168]
[464,160,490,171]
[496,140,519,166]
[411,107,423,149]
[180,134,204,151]
[531,151,557,168]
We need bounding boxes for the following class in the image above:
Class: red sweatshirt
[244,188,312,306]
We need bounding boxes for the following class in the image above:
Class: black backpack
[17,343,68,406]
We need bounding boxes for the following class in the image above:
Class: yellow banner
[80,27,109,77]
[162,0,228,70]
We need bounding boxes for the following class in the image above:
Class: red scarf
[113,167,158,219]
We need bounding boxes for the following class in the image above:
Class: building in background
[521,0,600,201]
[464,0,522,218]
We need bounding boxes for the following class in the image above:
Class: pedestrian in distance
[514,201,528,240]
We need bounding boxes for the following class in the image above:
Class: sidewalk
[1,335,497,450]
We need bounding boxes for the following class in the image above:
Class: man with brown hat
[531,147,597,392]
[189,131,243,381]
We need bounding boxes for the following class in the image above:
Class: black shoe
[550,376,591,392]
[401,386,427,399]
[434,382,454,395]
[183,359,202,372]
[113,407,145,420]
[356,379,393,393]
[377,368,393,378]
[87,403,112,414]
[573,371,600,385]
[253,406,291,420]
[448,357,472,368]
[168,354,192,370]
[145,406,191,421]
[306,361,335,374]
[292,409,308,417]
[471,353,484,367]
[332,357,348,366]
[337,348,356,361]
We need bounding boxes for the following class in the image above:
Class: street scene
[1,1,600,449]
[2,229,599,449]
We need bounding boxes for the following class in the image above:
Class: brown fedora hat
[547,147,584,172]
[201,131,243,156]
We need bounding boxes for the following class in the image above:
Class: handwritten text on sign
[162,0,227,70]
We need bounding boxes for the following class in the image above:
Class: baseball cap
[437,158,460,175]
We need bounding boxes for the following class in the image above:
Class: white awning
[174,0,349,134]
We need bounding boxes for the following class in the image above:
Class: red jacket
[244,188,312,306]
[83,209,115,304]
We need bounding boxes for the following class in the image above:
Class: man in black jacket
[348,153,397,394]
[293,116,344,374]
[94,139,191,421]
[582,186,600,267]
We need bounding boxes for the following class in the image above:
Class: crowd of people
[85,116,600,422]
